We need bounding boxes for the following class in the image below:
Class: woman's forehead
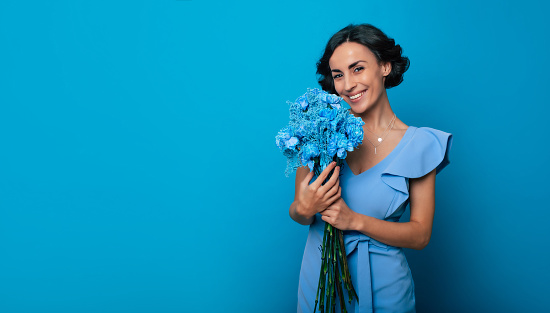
[329,42,376,68]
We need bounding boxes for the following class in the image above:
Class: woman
[289,24,453,312]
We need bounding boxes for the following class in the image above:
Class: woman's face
[329,41,390,115]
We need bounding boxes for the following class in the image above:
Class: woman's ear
[383,61,392,77]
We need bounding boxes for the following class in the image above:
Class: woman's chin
[348,103,369,115]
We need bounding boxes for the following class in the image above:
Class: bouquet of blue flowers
[275,88,364,312]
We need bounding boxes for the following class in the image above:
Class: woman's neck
[355,95,395,133]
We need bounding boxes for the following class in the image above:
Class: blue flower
[327,135,338,158]
[328,133,351,158]
[275,128,291,150]
[319,108,337,121]
[320,92,343,109]
[295,124,307,139]
[308,88,321,96]
[300,143,320,172]
[285,136,299,150]
[345,116,365,147]
[296,95,308,110]
[329,112,345,131]
[275,127,300,152]
[335,133,350,158]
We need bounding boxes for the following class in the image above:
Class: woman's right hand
[294,162,342,219]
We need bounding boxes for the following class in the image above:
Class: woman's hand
[320,197,358,231]
[294,162,342,219]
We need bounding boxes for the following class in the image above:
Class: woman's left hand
[320,197,358,231]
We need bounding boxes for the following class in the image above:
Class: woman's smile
[348,89,367,102]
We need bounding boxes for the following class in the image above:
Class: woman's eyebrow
[331,60,367,72]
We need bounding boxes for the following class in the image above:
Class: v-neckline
[345,126,415,177]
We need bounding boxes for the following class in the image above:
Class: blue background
[1,0,549,312]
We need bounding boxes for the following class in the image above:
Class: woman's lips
[348,90,367,103]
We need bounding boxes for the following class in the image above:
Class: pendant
[378,138,382,142]
[374,147,377,154]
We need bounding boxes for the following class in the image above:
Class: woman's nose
[344,75,356,92]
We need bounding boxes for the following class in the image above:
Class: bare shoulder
[387,118,409,142]
[393,118,409,132]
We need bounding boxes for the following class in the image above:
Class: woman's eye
[354,66,364,72]
[333,74,342,79]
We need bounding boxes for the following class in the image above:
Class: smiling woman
[289,24,453,312]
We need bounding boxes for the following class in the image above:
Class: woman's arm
[320,168,436,250]
[289,166,315,225]
[289,200,315,225]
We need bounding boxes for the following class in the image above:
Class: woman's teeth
[350,91,366,100]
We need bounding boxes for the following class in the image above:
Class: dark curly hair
[316,24,410,94]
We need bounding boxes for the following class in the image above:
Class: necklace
[362,114,396,154]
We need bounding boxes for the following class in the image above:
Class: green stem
[314,222,330,312]
[326,225,333,312]
[335,254,347,313]
[312,158,358,312]
[338,228,358,303]
[333,224,339,311]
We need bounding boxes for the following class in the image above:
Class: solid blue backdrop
[1,0,549,312]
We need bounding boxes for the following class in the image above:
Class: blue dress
[297,126,453,313]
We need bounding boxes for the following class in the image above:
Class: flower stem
[313,158,357,312]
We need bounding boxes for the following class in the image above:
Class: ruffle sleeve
[381,127,453,219]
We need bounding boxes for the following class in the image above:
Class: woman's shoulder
[414,125,452,136]
[406,125,452,148]
[386,124,453,178]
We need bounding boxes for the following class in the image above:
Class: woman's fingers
[301,168,315,187]
[326,186,341,206]
[323,177,340,200]
[297,163,343,216]
[319,165,340,194]
[311,162,337,188]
